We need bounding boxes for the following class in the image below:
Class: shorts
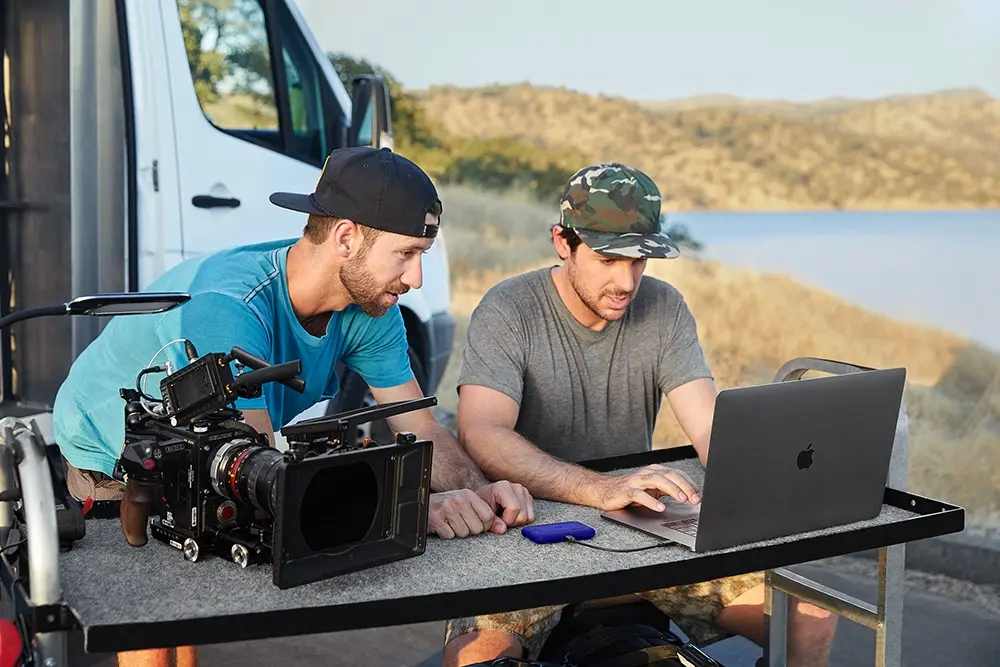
[444,571,765,660]
[63,457,126,514]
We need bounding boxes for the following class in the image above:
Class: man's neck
[285,238,351,326]
[549,265,608,332]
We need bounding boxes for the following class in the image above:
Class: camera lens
[210,441,284,515]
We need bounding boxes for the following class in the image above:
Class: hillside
[639,88,1000,162]
[413,84,1000,211]
[435,186,1000,526]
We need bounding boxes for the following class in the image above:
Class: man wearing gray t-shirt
[442,164,837,667]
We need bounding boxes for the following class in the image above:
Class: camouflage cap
[558,163,680,259]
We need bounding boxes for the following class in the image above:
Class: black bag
[467,600,729,667]
[535,599,726,667]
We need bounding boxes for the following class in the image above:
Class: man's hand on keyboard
[590,464,702,512]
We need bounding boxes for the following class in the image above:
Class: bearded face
[332,217,437,318]
[564,246,645,322]
[339,252,409,318]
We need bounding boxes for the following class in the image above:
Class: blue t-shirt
[52,239,413,477]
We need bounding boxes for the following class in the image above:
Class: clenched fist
[427,481,536,539]
[428,489,498,539]
[474,480,534,532]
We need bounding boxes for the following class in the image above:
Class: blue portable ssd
[522,521,596,544]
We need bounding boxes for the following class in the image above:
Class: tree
[327,52,438,151]
[662,221,704,253]
[177,0,229,105]
[178,0,279,127]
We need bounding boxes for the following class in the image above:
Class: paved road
[705,558,1000,666]
[72,556,1000,666]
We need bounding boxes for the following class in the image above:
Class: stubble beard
[339,255,407,318]
[565,256,634,322]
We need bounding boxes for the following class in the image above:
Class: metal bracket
[29,603,80,634]
[762,357,906,667]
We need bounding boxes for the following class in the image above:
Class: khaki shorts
[444,571,765,660]
[63,458,125,503]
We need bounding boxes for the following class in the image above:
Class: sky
[293,0,1000,102]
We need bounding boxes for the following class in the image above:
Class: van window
[178,0,282,151]
[274,6,330,165]
[177,0,334,165]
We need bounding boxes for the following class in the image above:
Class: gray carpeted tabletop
[56,455,934,653]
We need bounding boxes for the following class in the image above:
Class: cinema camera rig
[113,341,434,589]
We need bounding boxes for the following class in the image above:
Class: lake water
[668,209,1000,353]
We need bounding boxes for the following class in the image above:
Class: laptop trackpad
[623,499,701,523]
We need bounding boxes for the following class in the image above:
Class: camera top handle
[228,347,305,394]
[233,361,304,395]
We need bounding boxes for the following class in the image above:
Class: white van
[4,0,455,440]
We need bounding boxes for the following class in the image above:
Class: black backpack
[466,600,731,667]
[534,599,726,667]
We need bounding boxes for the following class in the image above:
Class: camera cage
[281,396,439,451]
[114,342,435,589]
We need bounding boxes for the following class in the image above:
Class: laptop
[600,367,906,552]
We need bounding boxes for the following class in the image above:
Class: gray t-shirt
[458,266,713,462]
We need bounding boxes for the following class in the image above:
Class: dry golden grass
[436,187,1000,526]
[447,256,969,448]
[643,257,967,389]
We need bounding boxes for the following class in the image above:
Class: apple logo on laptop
[797,444,814,470]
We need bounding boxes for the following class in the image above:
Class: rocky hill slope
[414,84,1000,211]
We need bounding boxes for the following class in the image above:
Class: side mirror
[348,75,393,149]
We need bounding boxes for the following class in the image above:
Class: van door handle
[192,195,241,209]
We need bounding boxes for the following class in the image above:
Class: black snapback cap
[269,146,441,238]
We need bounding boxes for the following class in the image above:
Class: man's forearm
[416,421,491,492]
[241,408,275,448]
[462,425,604,506]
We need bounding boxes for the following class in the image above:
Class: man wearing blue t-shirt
[52,147,534,667]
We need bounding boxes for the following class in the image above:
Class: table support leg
[876,544,904,667]
[763,570,788,667]
[764,544,903,667]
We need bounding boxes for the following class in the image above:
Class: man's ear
[330,219,359,258]
[552,226,571,261]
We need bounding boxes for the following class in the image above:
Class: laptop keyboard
[664,518,700,536]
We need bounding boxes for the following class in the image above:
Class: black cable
[0,304,68,332]
[564,535,674,553]
[135,365,166,402]
[1,537,26,555]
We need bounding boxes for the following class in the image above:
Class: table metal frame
[0,357,962,667]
